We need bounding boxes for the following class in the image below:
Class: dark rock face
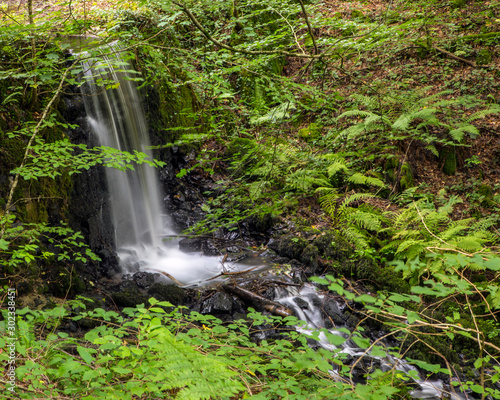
[322,299,346,329]
[267,235,308,261]
[62,88,119,277]
[148,283,186,305]
[133,271,156,289]
[201,291,234,314]
[110,280,148,308]
[179,238,202,253]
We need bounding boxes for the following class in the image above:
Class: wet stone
[133,271,156,289]
[322,299,346,328]
[179,238,202,253]
[293,297,309,310]
[201,292,233,314]
[202,241,221,256]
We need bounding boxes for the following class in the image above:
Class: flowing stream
[274,284,467,400]
[78,43,468,399]
[79,42,259,286]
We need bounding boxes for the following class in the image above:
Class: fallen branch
[222,284,293,317]
[206,265,261,281]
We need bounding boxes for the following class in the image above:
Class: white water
[275,284,467,400]
[79,43,255,286]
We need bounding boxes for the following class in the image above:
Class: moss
[148,283,186,305]
[477,184,495,208]
[451,0,466,8]
[351,10,365,21]
[47,265,86,298]
[399,163,414,191]
[300,244,319,269]
[298,123,322,141]
[476,48,493,65]
[268,235,308,261]
[440,147,457,176]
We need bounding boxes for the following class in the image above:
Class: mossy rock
[399,163,414,191]
[451,0,466,8]
[148,283,186,305]
[477,184,496,208]
[47,266,86,298]
[111,281,148,308]
[300,244,319,269]
[351,10,365,20]
[440,148,457,176]
[268,235,308,261]
[476,48,493,65]
[298,123,322,141]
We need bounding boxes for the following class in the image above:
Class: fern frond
[437,195,463,214]
[349,210,382,231]
[350,94,379,109]
[347,172,385,188]
[449,124,480,141]
[464,105,500,123]
[392,108,437,131]
[327,159,349,177]
[341,225,370,249]
[337,110,374,120]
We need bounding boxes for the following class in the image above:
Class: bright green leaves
[13,138,166,180]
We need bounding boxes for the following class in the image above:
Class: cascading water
[78,42,249,286]
[275,284,466,400]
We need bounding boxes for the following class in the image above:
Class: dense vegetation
[1,0,500,398]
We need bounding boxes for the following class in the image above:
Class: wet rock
[322,299,346,328]
[133,271,156,289]
[202,241,221,256]
[226,246,239,253]
[111,280,148,308]
[293,297,309,309]
[268,235,308,261]
[148,283,185,305]
[344,311,361,329]
[201,292,233,314]
[179,238,202,253]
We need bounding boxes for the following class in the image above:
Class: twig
[296,0,318,55]
[206,265,261,281]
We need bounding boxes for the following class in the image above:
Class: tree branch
[296,0,318,55]
[171,1,322,59]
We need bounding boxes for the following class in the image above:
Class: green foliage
[382,198,497,282]
[0,295,421,399]
[318,272,500,398]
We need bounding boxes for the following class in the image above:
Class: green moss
[148,283,186,305]
[441,148,457,176]
[476,48,493,65]
[298,123,322,141]
[399,163,414,191]
[451,0,466,8]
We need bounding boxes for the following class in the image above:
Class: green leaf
[77,346,95,365]
[352,335,370,349]
[355,294,377,304]
[0,239,9,250]
[471,385,485,394]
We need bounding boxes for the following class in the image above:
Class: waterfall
[80,42,169,250]
[78,42,240,286]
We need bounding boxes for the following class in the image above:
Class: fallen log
[222,284,293,318]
